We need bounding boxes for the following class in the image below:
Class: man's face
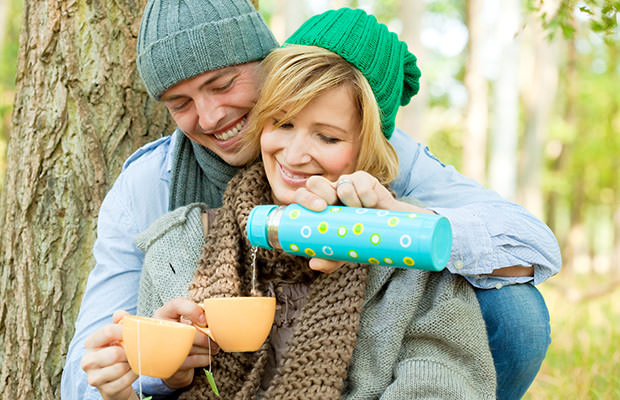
[161,62,260,166]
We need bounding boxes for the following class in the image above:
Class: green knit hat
[137,0,278,100]
[285,8,421,140]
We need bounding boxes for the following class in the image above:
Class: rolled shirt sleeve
[390,129,561,288]
[61,137,178,398]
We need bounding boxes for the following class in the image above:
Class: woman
[138,8,495,399]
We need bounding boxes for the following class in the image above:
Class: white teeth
[214,117,246,141]
[280,165,307,180]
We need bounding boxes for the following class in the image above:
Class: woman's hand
[295,171,434,274]
[153,298,220,389]
[297,171,432,213]
[81,310,139,400]
[296,171,393,211]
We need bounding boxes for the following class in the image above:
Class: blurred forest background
[0,0,618,398]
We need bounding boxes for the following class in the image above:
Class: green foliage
[0,0,22,91]
[366,0,400,23]
[533,0,619,40]
[426,0,465,19]
[544,29,619,216]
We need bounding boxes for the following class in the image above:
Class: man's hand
[81,310,139,400]
[153,298,220,389]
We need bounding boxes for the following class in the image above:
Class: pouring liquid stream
[250,246,259,296]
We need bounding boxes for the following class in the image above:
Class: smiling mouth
[278,163,312,182]
[213,116,247,141]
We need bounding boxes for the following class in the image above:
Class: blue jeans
[475,284,551,400]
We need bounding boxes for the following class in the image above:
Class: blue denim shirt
[60,128,561,399]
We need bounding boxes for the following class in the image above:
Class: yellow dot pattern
[286,206,420,268]
[318,222,328,233]
[353,223,364,235]
[387,217,399,227]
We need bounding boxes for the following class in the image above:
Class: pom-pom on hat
[285,8,421,140]
[137,0,278,100]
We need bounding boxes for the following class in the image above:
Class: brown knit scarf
[180,161,369,400]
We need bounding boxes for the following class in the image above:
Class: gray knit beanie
[137,0,278,100]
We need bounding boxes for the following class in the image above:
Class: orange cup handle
[117,316,127,346]
[192,323,216,342]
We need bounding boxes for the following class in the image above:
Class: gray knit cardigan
[136,203,496,399]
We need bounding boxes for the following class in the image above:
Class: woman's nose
[284,133,312,165]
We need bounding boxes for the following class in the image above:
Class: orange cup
[195,297,276,352]
[120,315,195,378]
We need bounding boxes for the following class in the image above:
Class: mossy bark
[0,1,173,398]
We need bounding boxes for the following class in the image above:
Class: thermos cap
[246,205,278,249]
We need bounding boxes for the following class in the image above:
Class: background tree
[488,0,521,199]
[463,0,488,183]
[517,1,560,219]
[0,0,173,397]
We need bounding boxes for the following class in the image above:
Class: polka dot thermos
[246,204,452,271]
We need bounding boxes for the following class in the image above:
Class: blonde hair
[242,45,399,185]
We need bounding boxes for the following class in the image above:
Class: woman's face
[261,86,361,205]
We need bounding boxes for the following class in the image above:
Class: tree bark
[0,0,173,398]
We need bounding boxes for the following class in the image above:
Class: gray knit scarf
[168,129,240,211]
[180,161,368,400]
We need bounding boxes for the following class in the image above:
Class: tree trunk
[395,0,428,142]
[547,33,577,270]
[488,0,521,200]
[517,13,559,219]
[463,0,488,183]
[0,1,173,398]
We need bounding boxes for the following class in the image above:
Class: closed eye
[170,100,190,112]
[213,79,234,92]
[273,118,294,129]
[318,133,340,144]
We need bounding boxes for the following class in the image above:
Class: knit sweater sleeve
[380,270,496,400]
[135,203,209,317]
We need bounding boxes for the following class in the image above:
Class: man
[61,0,561,399]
